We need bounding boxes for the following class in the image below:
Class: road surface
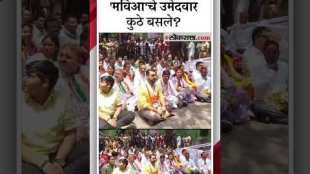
[134,102,211,129]
[221,121,288,174]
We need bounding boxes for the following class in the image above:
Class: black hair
[251,26,270,45]
[101,75,115,87]
[120,158,128,166]
[195,61,204,70]
[64,14,77,23]
[22,23,33,30]
[107,64,115,70]
[181,148,188,154]
[146,69,156,76]
[175,65,183,72]
[150,153,157,158]
[264,40,279,51]
[25,60,59,91]
[162,69,170,76]
[111,151,119,157]
[123,62,131,69]
[41,34,60,60]
[139,60,146,67]
[42,34,59,49]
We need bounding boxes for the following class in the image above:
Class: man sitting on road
[99,76,135,128]
[137,69,172,125]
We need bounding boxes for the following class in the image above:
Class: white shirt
[60,65,90,126]
[233,0,250,23]
[32,25,46,49]
[187,42,195,60]
[243,46,275,100]
[103,60,109,71]
[124,77,135,94]
[195,74,212,93]
[149,43,155,54]
[77,24,84,36]
[115,62,123,70]
[227,23,256,51]
[141,153,150,168]
[58,27,80,48]
[265,61,288,98]
[180,155,197,171]
[112,167,132,174]
[198,158,212,174]
[133,71,146,95]
[156,64,163,77]
[177,136,182,147]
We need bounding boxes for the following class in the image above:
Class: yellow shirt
[22,89,76,167]
[143,162,160,174]
[137,81,165,111]
[98,88,122,121]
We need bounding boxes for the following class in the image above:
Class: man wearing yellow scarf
[171,66,197,104]
[137,69,171,126]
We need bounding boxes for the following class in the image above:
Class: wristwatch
[41,160,51,173]
[40,159,50,170]
[54,158,66,167]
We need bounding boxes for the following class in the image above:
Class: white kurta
[243,46,276,100]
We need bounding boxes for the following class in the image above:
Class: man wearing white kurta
[58,15,80,48]
[243,26,275,101]
[198,151,212,174]
[244,27,288,122]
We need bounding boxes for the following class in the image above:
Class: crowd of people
[21,1,90,174]
[98,34,212,128]
[220,0,289,131]
[99,130,211,174]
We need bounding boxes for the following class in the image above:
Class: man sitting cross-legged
[158,69,181,109]
[22,60,88,174]
[193,62,212,102]
[98,75,135,128]
[137,69,172,126]
[171,66,197,105]
[114,69,137,112]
